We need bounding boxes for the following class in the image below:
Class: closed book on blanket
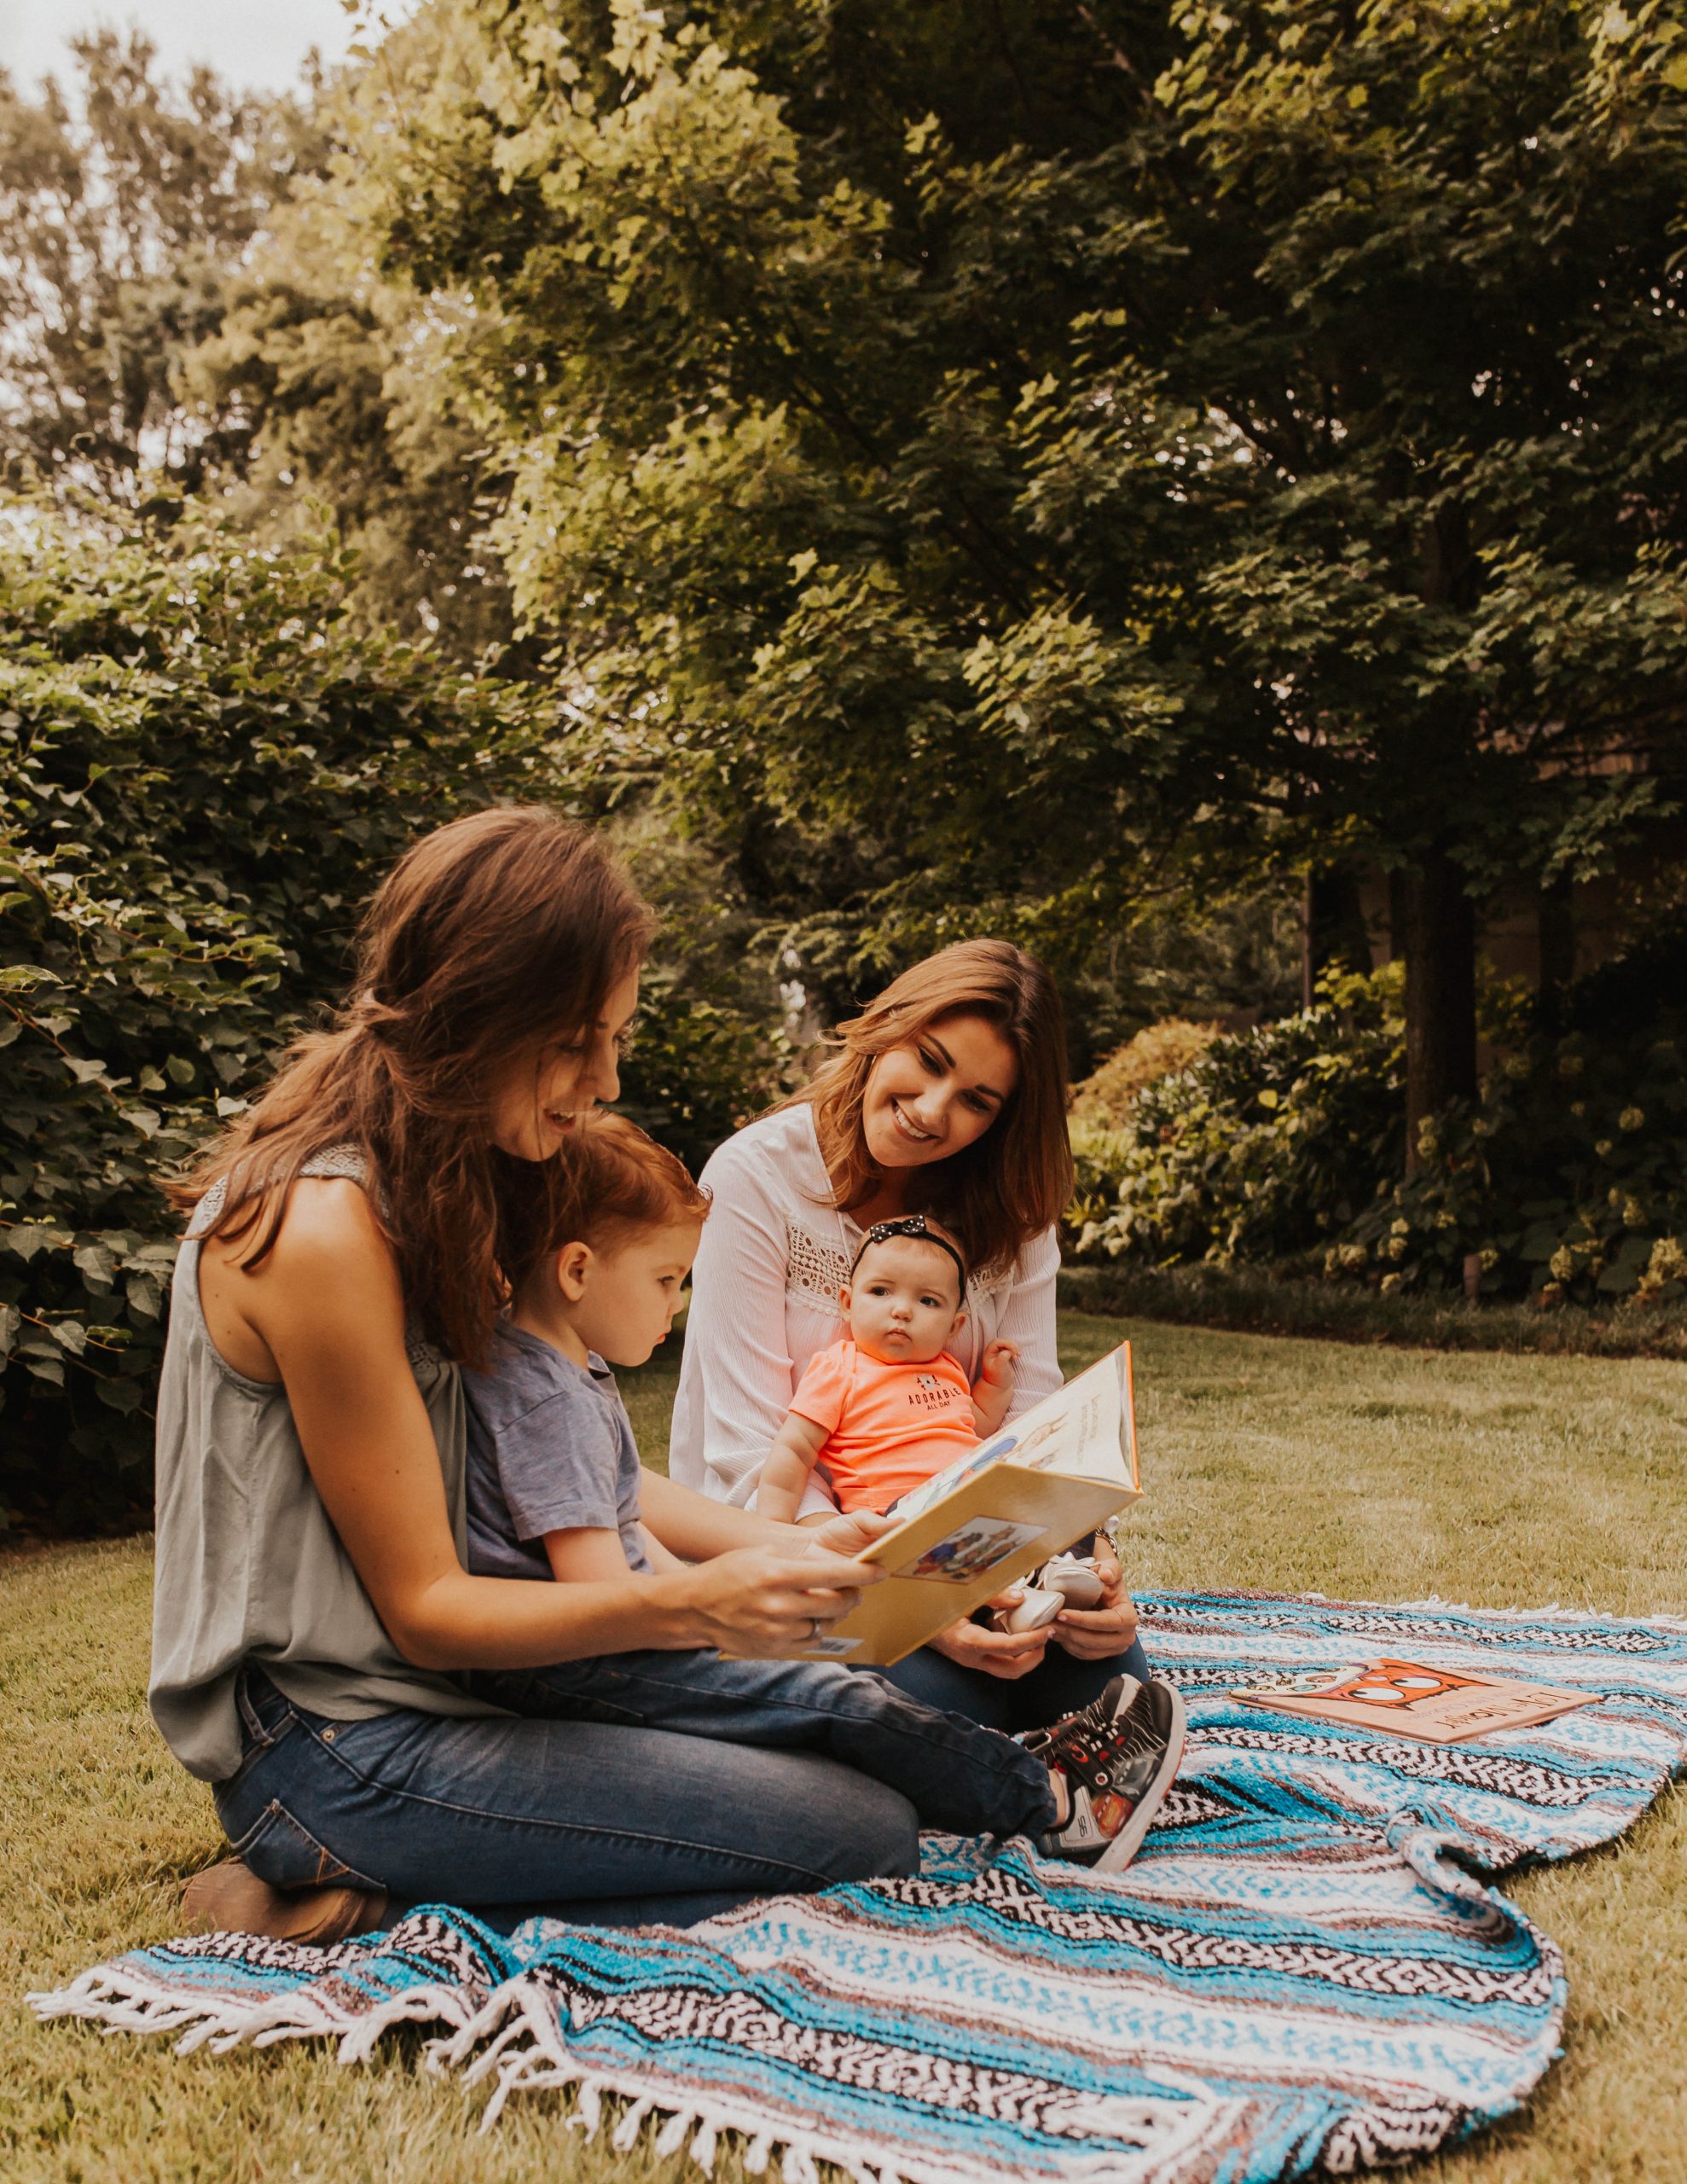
[774,1344,1142,1668]
[1228,1658,1599,1743]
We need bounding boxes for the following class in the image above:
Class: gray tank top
[149,1143,504,1782]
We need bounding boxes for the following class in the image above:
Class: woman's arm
[669,1135,809,1505]
[994,1228,1063,1420]
[1049,1529,1140,1661]
[211,1181,880,1665]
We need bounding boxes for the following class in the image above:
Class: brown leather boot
[181,1856,390,1944]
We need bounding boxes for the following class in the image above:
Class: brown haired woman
[670,939,1153,1732]
[157,811,1101,1943]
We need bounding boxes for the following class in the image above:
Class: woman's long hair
[797,939,1074,1277]
[171,805,655,1367]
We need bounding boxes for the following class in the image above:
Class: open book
[780,1344,1142,1667]
[1229,1658,1598,1745]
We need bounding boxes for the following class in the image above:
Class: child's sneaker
[1024,1674,1186,1871]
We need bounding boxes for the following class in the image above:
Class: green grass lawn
[5,1312,1684,2183]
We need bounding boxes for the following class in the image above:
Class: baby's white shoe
[994,1552,1105,1633]
[996,1585,1064,1634]
[1041,1552,1105,1609]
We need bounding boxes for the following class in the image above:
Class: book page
[884,1344,1136,1525]
[994,1348,1135,1486]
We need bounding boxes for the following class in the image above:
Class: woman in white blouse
[671,938,1151,1733]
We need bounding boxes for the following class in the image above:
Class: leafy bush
[606,818,791,1176]
[1067,954,1687,1312]
[1339,1019,1687,1307]
[615,965,789,1178]
[0,509,560,1530]
[1070,1018,1222,1128]
[1066,970,1406,1268]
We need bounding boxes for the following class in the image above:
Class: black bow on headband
[849,1212,968,1292]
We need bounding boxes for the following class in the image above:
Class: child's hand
[978,1340,1018,1389]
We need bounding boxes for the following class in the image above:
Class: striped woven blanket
[31,1591,1687,2184]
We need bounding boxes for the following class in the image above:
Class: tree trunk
[1398,849,1478,1173]
[1536,876,1575,1038]
[1301,864,1373,1010]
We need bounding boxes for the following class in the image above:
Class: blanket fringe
[25,1955,1387,2184]
[26,1966,488,2065]
[28,1967,229,2047]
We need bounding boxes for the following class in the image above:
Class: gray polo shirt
[462,1322,652,1579]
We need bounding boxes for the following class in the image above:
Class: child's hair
[501,1113,710,1297]
[171,806,655,1368]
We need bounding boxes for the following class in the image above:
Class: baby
[757,1213,1018,1524]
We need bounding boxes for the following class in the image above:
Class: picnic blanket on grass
[31,1590,1687,2184]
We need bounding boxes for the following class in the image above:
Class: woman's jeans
[878,1632,1154,1734]
[214,1656,1058,1933]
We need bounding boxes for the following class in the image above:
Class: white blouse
[669,1103,1064,1507]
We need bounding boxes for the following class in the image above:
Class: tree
[1093,0,1687,1159]
[0,30,319,503]
[348,0,1208,1009]
[352,0,1687,1158]
[0,507,568,1526]
[181,160,515,654]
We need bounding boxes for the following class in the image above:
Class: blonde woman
[671,940,1152,1732]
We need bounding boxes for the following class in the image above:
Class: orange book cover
[1230,1657,1598,1744]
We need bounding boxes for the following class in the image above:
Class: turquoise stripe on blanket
[30,1591,1687,2184]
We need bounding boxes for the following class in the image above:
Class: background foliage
[1069,948,1687,1314]
[5,2,1687,1524]
[0,511,563,1526]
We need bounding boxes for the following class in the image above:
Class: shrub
[1071,1017,1222,1127]
[1066,952,1687,1310]
[0,510,559,1529]
[1066,969,1405,1268]
[1338,1018,1687,1306]
[615,963,789,1177]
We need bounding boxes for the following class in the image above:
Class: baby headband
[849,1213,968,1294]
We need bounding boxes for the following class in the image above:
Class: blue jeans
[213,1664,1052,1934]
[878,1632,1154,1734]
[465,1649,1058,1838]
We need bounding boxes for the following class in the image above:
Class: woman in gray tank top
[159,807,921,1940]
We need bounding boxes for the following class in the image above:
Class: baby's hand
[979,1340,1018,1389]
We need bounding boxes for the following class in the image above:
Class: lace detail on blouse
[785,1218,850,1306]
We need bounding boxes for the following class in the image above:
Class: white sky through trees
[0,0,392,95]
